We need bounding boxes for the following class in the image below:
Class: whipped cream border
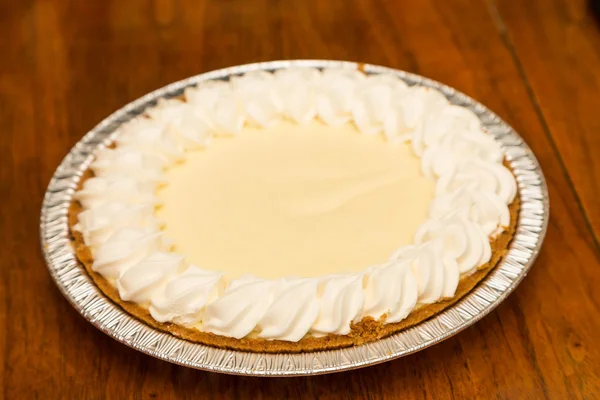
[72,68,517,342]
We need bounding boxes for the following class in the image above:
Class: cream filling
[157,121,434,279]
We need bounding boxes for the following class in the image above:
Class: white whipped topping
[315,69,364,126]
[232,71,282,127]
[184,80,229,111]
[73,202,155,248]
[436,159,517,204]
[202,277,275,339]
[91,148,167,183]
[117,117,185,163]
[257,278,320,342]
[74,67,517,342]
[363,259,419,323]
[149,266,224,326]
[352,75,408,135]
[402,86,449,134]
[275,68,320,124]
[430,185,510,237]
[145,100,213,150]
[414,210,492,275]
[413,105,482,155]
[91,228,163,281]
[117,252,185,303]
[146,98,188,124]
[211,92,246,135]
[311,274,365,336]
[73,176,159,209]
[421,131,503,179]
[391,241,459,303]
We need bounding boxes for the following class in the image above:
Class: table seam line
[485,0,600,254]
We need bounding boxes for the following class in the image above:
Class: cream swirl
[186,81,246,135]
[421,131,503,179]
[310,274,365,336]
[430,184,510,237]
[73,177,159,209]
[150,266,224,326]
[315,68,364,125]
[130,99,212,152]
[183,80,230,124]
[391,241,459,303]
[202,277,275,339]
[257,278,320,342]
[401,86,449,133]
[146,98,188,125]
[91,228,163,281]
[73,202,155,248]
[184,80,229,109]
[352,74,409,135]
[363,260,419,323]
[117,117,185,163]
[415,210,491,275]
[382,104,410,142]
[231,71,282,127]
[412,105,481,156]
[164,113,212,150]
[274,68,320,124]
[90,148,166,183]
[146,100,212,150]
[436,159,517,205]
[117,252,185,303]
[211,92,246,135]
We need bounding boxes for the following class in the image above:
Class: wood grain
[1,0,599,398]
[492,0,600,242]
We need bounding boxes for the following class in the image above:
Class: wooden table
[2,0,599,398]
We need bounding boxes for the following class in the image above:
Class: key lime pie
[69,67,518,352]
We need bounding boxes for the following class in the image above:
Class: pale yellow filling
[157,121,434,279]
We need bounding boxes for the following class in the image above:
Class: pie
[69,67,518,352]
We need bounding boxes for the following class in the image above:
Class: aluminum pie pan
[40,60,549,377]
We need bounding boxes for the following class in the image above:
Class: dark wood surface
[1,0,599,398]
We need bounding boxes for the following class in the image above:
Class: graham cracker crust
[68,168,519,353]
